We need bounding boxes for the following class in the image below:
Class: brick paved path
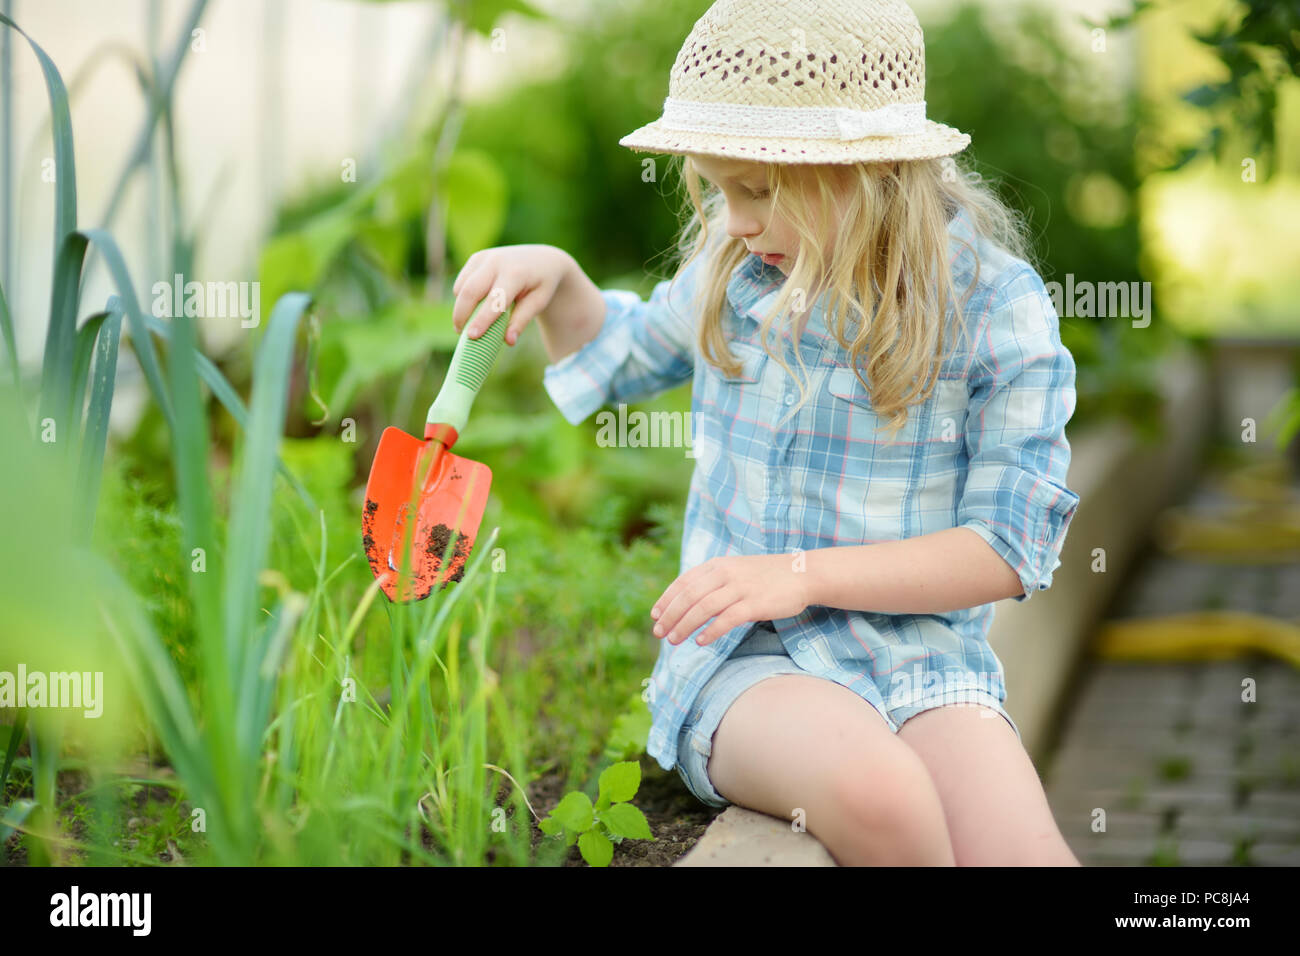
[1043,470,1300,866]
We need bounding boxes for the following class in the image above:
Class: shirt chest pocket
[700,341,767,419]
[826,368,971,461]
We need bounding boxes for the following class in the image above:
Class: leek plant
[0,12,533,866]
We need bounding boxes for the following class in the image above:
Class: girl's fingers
[652,559,721,624]
[653,565,702,621]
[696,602,753,646]
[663,588,741,645]
[467,277,524,338]
[503,285,550,345]
[651,578,687,626]
[451,267,492,330]
[452,250,485,296]
[654,568,723,641]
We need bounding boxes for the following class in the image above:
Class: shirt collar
[724,204,978,329]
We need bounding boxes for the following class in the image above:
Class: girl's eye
[748,189,770,200]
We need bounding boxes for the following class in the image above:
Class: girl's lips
[758,253,785,265]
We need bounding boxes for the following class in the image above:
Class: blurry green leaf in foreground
[436,149,508,265]
[0,386,130,745]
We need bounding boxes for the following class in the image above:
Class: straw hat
[618,0,971,165]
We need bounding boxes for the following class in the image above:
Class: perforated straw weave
[618,0,971,164]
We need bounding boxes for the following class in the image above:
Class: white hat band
[659,96,930,142]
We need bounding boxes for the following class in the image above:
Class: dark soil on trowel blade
[424,523,469,582]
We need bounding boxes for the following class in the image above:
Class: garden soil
[4,757,721,867]
[509,756,725,866]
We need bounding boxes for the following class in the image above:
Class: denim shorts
[675,621,1021,808]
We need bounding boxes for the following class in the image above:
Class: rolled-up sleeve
[957,265,1081,603]
[542,256,700,426]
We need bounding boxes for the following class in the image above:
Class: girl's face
[690,155,844,278]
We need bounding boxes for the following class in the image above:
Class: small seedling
[537,760,654,866]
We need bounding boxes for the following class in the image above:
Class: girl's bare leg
[706,674,956,866]
[896,704,1081,866]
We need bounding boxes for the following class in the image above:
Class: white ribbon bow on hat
[660,97,930,142]
[830,102,928,140]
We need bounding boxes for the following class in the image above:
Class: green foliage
[927,3,1142,288]
[257,145,507,311]
[921,2,1192,437]
[94,462,198,688]
[353,0,547,39]
[454,0,713,281]
[1264,386,1300,452]
[437,149,509,265]
[315,298,462,419]
[258,209,357,316]
[1058,316,1180,444]
[482,499,682,776]
[537,760,654,866]
[1098,0,1300,177]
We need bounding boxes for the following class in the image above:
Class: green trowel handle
[426,305,510,436]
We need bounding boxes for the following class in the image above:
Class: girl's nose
[726,208,762,241]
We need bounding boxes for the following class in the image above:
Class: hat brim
[618,119,971,164]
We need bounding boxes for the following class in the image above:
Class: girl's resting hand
[650,555,812,647]
[450,244,576,347]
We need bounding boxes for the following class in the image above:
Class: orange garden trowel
[362,308,509,602]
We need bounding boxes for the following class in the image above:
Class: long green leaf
[166,285,219,633]
[93,558,232,863]
[36,230,88,444]
[239,592,306,770]
[80,228,173,430]
[24,717,58,865]
[0,707,26,802]
[76,305,122,532]
[0,799,34,855]
[0,281,18,396]
[223,292,311,689]
[68,309,109,435]
[0,14,76,259]
[164,263,243,854]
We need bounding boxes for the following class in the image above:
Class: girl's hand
[650,554,811,647]
[450,244,576,347]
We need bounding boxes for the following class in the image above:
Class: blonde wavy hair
[654,154,1035,436]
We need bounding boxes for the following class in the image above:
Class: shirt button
[784,393,795,405]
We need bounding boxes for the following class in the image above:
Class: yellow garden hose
[1095,454,1300,667]
[1095,610,1300,670]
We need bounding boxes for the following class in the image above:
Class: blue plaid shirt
[542,206,1080,773]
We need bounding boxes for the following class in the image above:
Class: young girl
[450,0,1081,866]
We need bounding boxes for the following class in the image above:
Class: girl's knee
[829,748,948,840]
[816,765,954,865]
